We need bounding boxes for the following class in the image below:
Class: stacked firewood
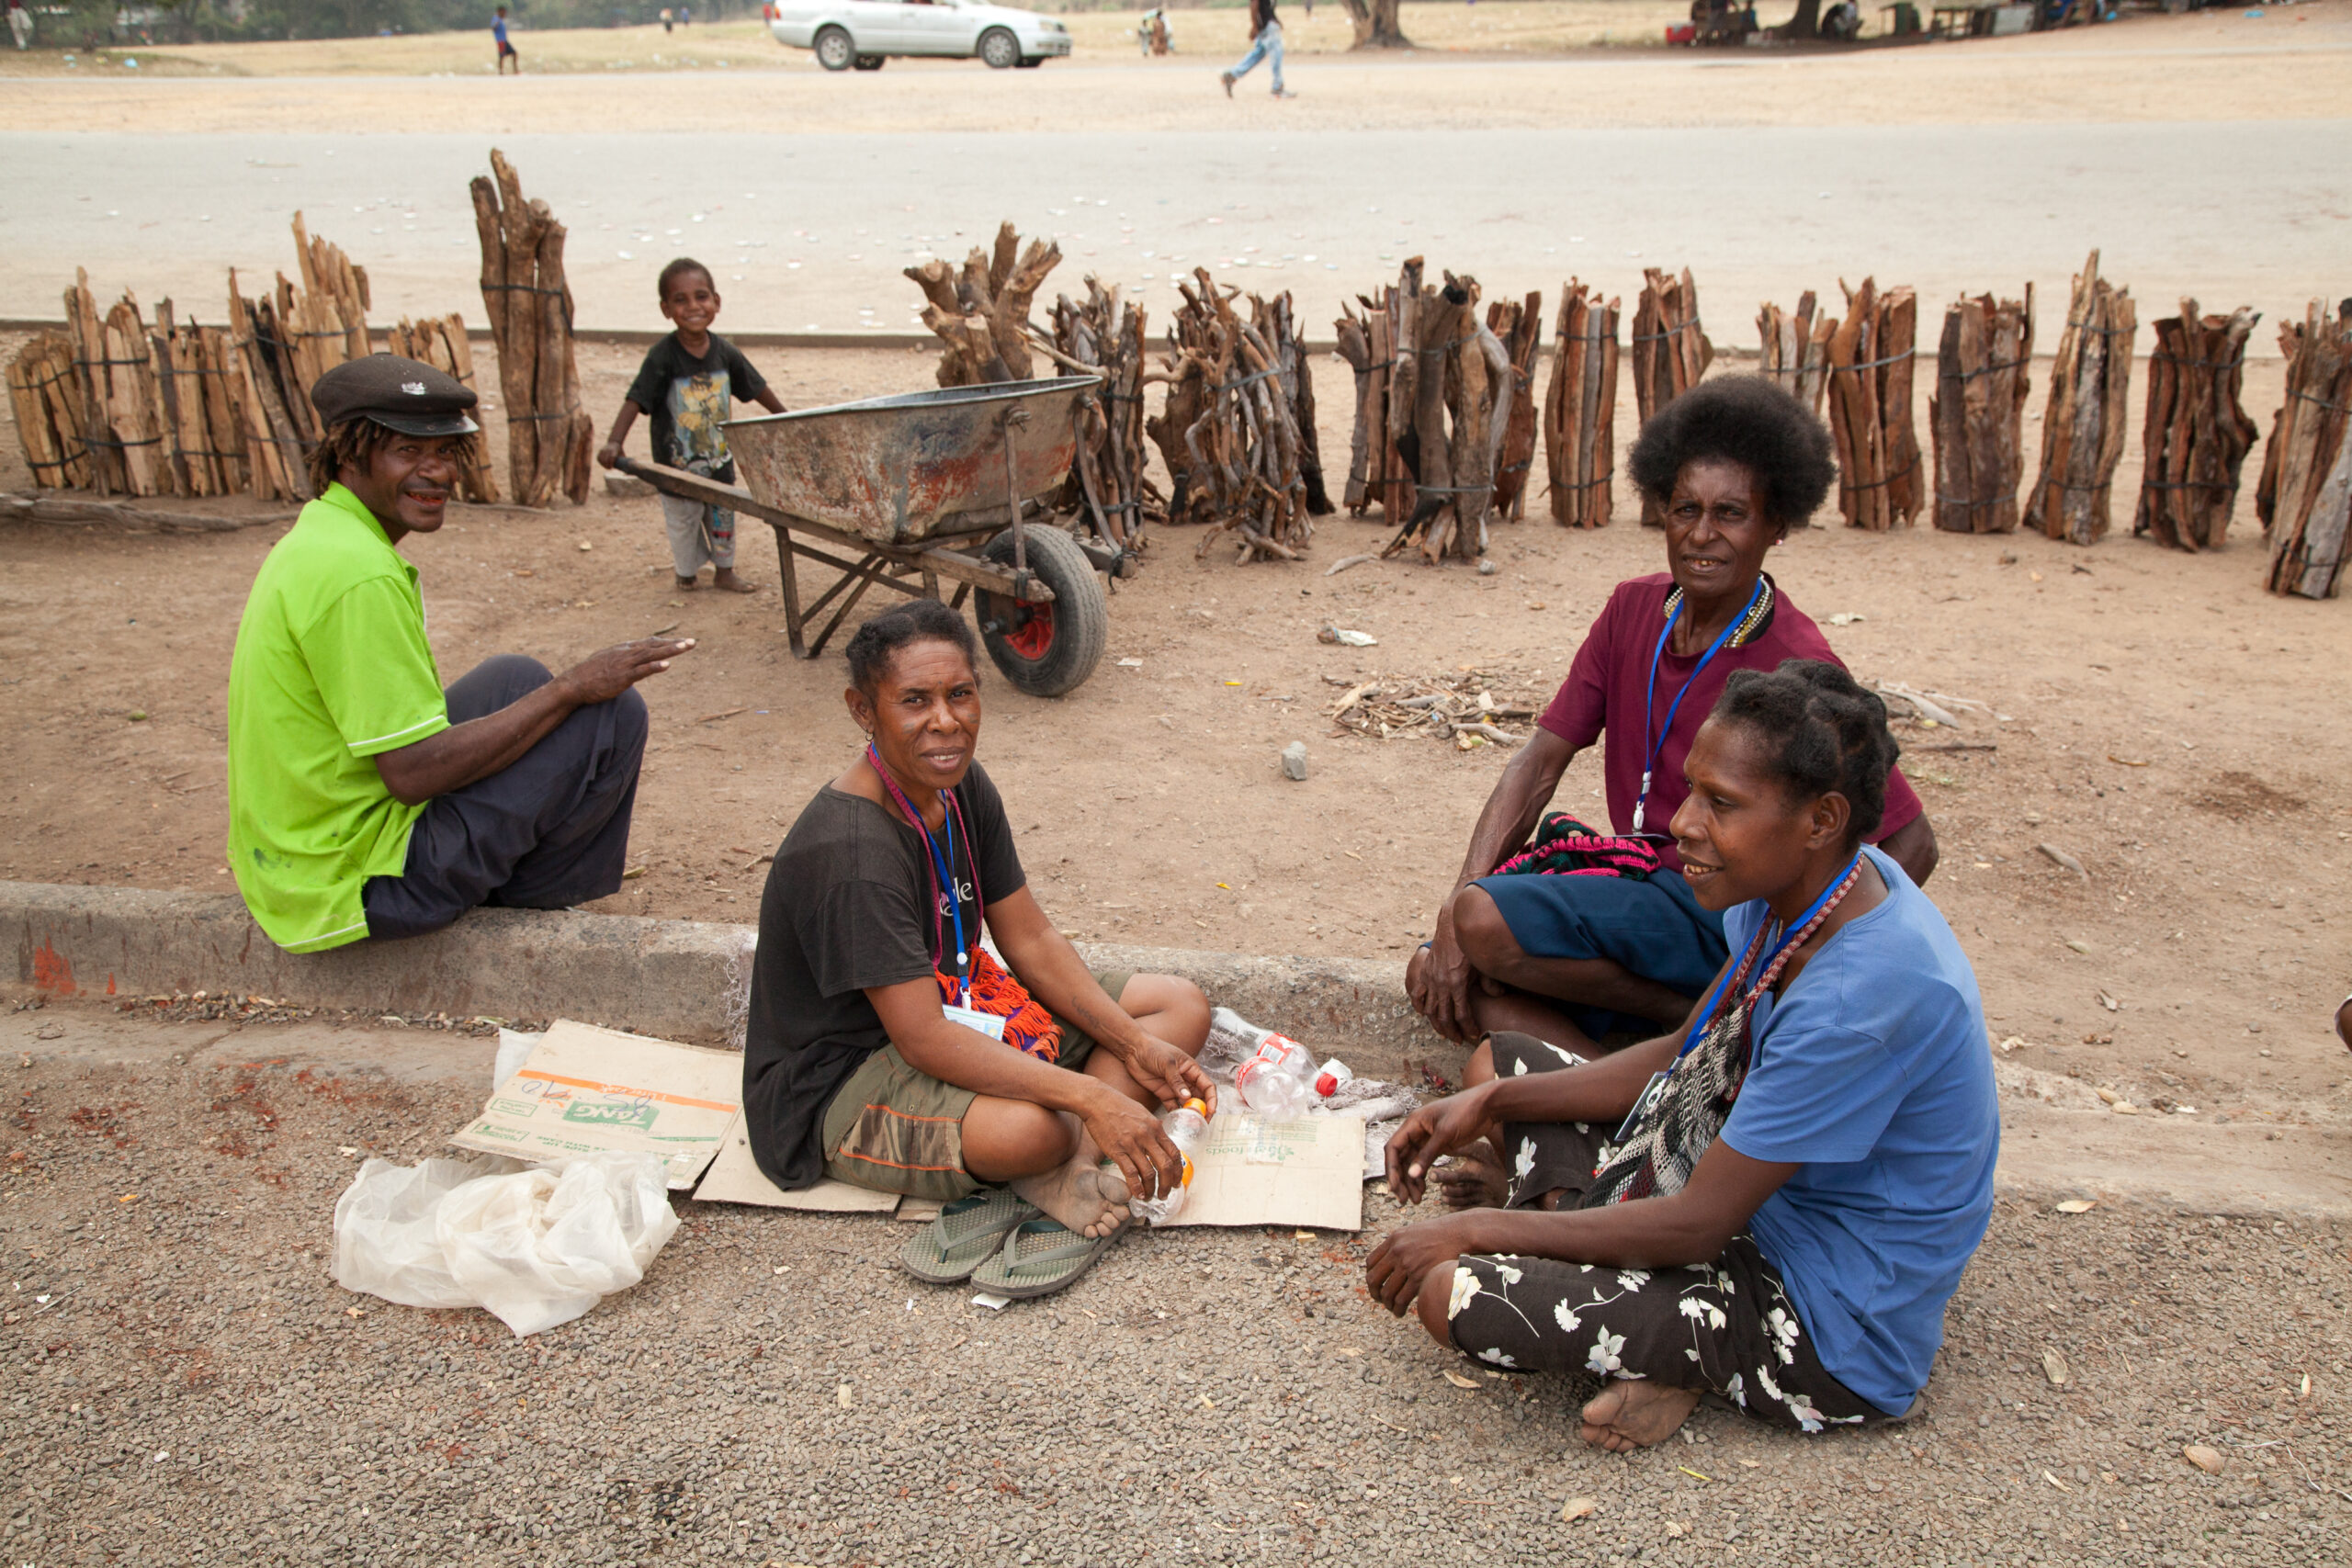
[471,149,592,506]
[5,333,89,491]
[1335,288,1409,523]
[384,314,502,503]
[1487,292,1543,525]
[62,273,167,496]
[223,272,308,502]
[1928,289,2035,534]
[1758,292,1831,416]
[2025,250,2137,546]
[1824,278,1922,530]
[906,220,1062,388]
[1146,270,1320,562]
[1048,278,1156,554]
[2131,301,2258,553]
[2258,299,2352,600]
[1543,280,1619,529]
[1630,267,1713,524]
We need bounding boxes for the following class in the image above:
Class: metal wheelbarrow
[617,374,1112,697]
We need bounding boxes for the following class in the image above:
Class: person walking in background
[7,0,33,51]
[1220,0,1292,99]
[661,7,674,33]
[492,6,519,74]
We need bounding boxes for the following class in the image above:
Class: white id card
[1614,1070,1670,1142]
[943,1003,1008,1042]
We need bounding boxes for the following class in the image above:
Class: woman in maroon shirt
[1408,378,1939,1201]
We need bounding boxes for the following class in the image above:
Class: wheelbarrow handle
[613,454,648,479]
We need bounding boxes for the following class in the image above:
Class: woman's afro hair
[843,598,979,696]
[1627,375,1838,529]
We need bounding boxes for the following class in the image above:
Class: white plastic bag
[332,1150,681,1337]
[492,1027,542,1091]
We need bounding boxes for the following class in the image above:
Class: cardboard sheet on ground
[693,1117,900,1213]
[449,1019,740,1190]
[1164,1111,1363,1231]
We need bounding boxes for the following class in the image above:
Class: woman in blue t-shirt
[1366,659,1998,1450]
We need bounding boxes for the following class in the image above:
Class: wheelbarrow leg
[807,561,885,659]
[770,521,808,660]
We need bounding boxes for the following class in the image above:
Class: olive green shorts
[819,969,1131,1201]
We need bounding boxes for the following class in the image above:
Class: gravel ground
[3,1003,2346,1567]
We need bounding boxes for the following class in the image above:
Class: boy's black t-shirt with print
[623,331,769,481]
[741,763,1026,1190]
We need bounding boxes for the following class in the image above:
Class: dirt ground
[4,320,2351,1179]
[0,1005,2344,1567]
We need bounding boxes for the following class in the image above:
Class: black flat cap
[310,354,481,438]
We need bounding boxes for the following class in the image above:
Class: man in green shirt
[226,355,695,953]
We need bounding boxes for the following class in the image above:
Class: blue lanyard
[1634,577,1765,833]
[867,746,975,1007]
[1675,850,1863,1066]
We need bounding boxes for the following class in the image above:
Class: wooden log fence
[2133,301,2257,553]
[1929,288,2034,534]
[2025,250,2136,546]
[1543,280,1619,529]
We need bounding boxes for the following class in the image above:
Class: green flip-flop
[967,1215,1128,1301]
[899,1189,1039,1285]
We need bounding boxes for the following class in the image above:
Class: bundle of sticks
[1046,278,1156,554]
[2025,250,2136,546]
[1543,280,1619,529]
[1929,289,2035,534]
[2258,299,2352,600]
[471,149,591,506]
[907,220,1062,388]
[1375,260,1517,564]
[1824,278,1921,530]
[384,313,502,503]
[2131,301,2258,553]
[1486,292,1543,525]
[1335,286,1409,523]
[1758,292,1831,415]
[5,333,90,491]
[1629,267,1712,524]
[1146,269,1323,561]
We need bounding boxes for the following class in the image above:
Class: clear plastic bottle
[1233,1032,1317,1119]
[1129,1099,1210,1227]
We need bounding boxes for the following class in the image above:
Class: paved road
[3,120,2346,345]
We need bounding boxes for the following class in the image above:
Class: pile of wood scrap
[1487,292,1543,525]
[1629,267,1713,524]
[906,220,1062,388]
[384,314,502,503]
[2025,250,2137,546]
[1825,278,1922,530]
[2132,301,2258,553]
[1929,289,2035,534]
[271,212,373,425]
[1327,671,1539,750]
[2258,299,2352,599]
[1047,278,1157,554]
[1145,269,1322,561]
[1758,292,1831,415]
[4,333,90,490]
[470,149,592,506]
[1334,287,1409,523]
[1378,260,1515,564]
[1543,280,1619,529]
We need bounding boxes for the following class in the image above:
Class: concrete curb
[3,881,1457,1079]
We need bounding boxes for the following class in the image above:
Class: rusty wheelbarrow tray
[616,376,1113,696]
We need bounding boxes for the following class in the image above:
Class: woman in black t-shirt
[743,600,1214,1292]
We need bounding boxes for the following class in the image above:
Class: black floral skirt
[1441,1032,1897,1433]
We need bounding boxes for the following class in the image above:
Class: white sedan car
[763,0,1072,72]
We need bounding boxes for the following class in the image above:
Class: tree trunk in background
[1778,0,1825,38]
[1340,0,1411,48]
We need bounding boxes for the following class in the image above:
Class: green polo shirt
[225,484,449,952]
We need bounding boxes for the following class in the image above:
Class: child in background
[597,258,786,593]
[492,6,518,73]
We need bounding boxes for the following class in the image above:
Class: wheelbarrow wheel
[975,526,1106,698]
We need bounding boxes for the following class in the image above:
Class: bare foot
[712,568,758,593]
[1011,1156,1130,1239]
[674,575,700,592]
[1433,1138,1510,1210]
[1578,1381,1702,1452]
